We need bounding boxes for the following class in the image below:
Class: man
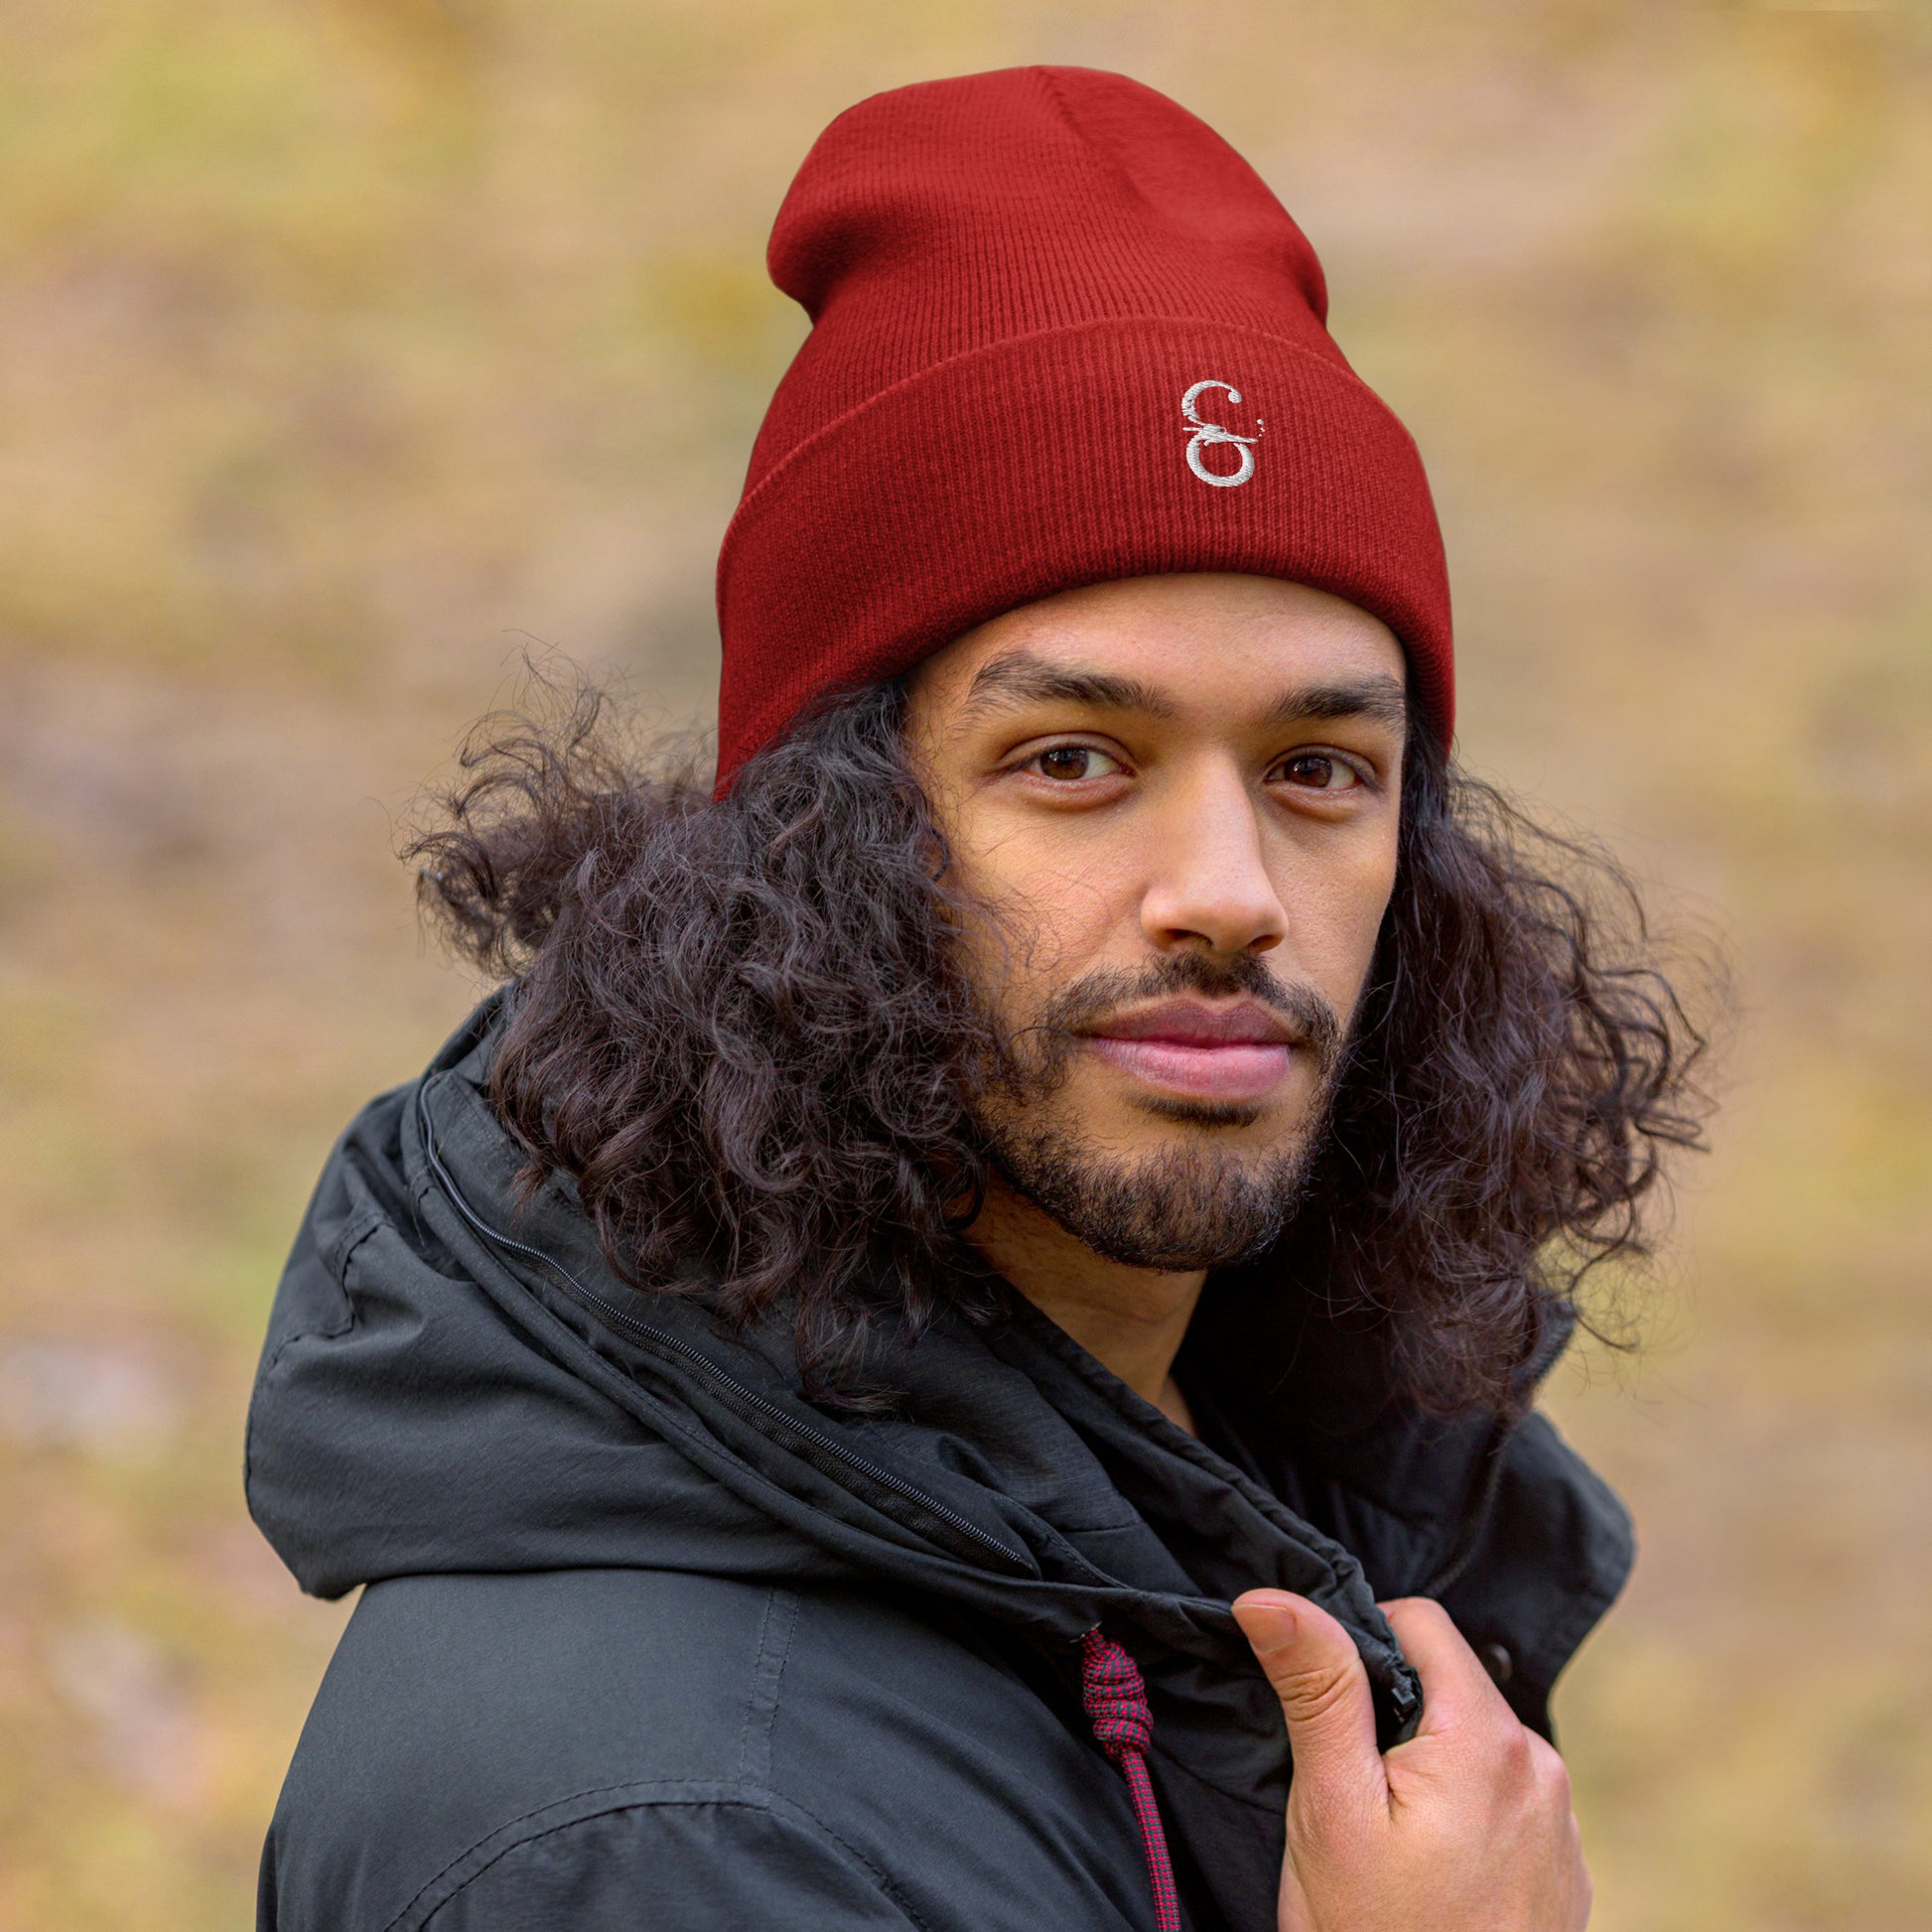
[249,68,1707,1931]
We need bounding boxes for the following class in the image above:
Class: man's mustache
[1023,952,1344,1078]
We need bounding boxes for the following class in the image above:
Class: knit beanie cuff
[715,315,1450,783]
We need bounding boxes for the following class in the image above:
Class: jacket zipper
[413,1079,1025,1571]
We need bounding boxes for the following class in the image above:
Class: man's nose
[1138,762,1289,957]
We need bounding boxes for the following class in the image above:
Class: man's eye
[1276,754,1361,790]
[1030,746,1121,781]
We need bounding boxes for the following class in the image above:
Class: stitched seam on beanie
[1036,66,1141,202]
[718,315,1404,554]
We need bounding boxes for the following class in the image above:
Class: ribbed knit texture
[715,67,1452,785]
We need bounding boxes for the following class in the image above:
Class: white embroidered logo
[1180,379,1262,487]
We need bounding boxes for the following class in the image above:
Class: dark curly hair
[409,673,1714,1413]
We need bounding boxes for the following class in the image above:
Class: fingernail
[1259,1606,1298,1646]
[1233,1593,1299,1646]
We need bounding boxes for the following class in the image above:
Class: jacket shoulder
[263,1567,1158,1932]
[262,1567,805,1930]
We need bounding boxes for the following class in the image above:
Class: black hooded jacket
[247,1003,1633,1931]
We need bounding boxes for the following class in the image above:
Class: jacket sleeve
[414,1791,924,1931]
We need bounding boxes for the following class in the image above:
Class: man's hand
[1232,1590,1590,1932]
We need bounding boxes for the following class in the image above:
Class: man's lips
[1080,999,1300,1103]
[1091,1000,1295,1046]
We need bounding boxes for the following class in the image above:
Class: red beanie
[714,66,1452,785]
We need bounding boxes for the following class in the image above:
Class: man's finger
[1379,1596,1515,1738]
[1232,1590,1384,1799]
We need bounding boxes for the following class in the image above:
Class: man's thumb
[1232,1590,1382,1790]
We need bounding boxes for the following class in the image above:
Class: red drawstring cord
[1080,1628,1181,1932]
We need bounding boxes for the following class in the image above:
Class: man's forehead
[934,569,1401,685]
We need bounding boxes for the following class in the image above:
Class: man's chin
[987,1122,1316,1274]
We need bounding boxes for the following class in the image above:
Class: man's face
[904,572,1408,1272]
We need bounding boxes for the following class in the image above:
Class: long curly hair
[409,673,1714,1413]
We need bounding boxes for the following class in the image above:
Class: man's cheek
[1316,881,1396,1023]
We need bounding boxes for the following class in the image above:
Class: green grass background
[1,3,1927,1926]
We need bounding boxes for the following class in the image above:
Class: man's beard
[970,951,1347,1273]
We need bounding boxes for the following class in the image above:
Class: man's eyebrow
[1265,673,1410,735]
[959,647,1176,721]
[956,651,1409,735]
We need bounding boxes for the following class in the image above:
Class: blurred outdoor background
[1,1,1927,1926]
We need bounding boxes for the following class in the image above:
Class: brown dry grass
[1,3,1927,1927]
